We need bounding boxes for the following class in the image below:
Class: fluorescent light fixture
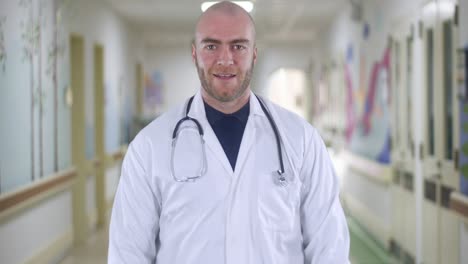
[422,0,456,19]
[201,1,254,13]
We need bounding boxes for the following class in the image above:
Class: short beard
[196,59,254,103]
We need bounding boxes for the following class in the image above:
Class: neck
[202,89,251,114]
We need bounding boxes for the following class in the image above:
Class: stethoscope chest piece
[273,170,289,187]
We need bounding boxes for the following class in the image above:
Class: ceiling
[104,0,349,47]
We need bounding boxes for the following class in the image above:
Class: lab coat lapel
[233,118,255,176]
[233,93,266,176]
[187,92,234,176]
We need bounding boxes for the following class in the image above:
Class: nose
[216,46,234,66]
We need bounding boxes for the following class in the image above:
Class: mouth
[213,73,236,80]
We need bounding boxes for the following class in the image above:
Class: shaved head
[191,1,258,113]
[194,1,256,45]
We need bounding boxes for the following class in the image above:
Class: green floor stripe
[347,216,399,264]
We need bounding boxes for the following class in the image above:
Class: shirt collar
[204,99,250,124]
[187,90,266,121]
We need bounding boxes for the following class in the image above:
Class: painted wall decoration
[0,0,70,194]
[459,47,468,196]
[0,16,6,72]
[344,41,392,164]
[48,0,68,172]
[19,0,40,181]
[144,71,164,115]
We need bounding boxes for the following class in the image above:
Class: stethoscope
[171,95,287,186]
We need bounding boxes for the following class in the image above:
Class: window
[407,36,413,151]
[427,28,435,156]
[443,20,453,160]
[394,41,401,147]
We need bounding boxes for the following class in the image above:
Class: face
[192,11,257,103]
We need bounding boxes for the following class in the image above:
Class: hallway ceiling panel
[104,0,348,46]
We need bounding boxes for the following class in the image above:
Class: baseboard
[342,192,391,247]
[22,228,73,264]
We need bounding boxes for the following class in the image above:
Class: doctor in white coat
[108,1,350,263]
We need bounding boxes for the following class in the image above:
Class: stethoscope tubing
[171,94,286,183]
[254,95,285,178]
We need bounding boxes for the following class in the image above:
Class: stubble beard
[196,59,254,103]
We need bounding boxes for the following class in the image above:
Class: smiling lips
[213,73,236,80]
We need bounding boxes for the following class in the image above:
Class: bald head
[191,1,258,113]
[194,1,256,45]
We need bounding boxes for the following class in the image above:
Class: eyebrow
[200,38,250,45]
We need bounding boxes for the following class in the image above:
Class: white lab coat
[108,91,350,263]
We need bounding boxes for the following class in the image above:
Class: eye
[205,44,216,50]
[233,44,245,50]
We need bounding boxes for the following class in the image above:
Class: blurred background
[0,0,467,263]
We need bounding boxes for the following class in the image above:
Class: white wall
[143,42,318,115]
[319,0,427,60]
[0,191,73,264]
[266,68,307,118]
[144,45,199,113]
[252,43,316,96]
[0,0,143,263]
[66,0,144,153]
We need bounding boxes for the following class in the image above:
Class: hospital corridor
[1,0,468,263]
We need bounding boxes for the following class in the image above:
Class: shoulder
[262,98,319,142]
[260,98,323,162]
[129,104,185,154]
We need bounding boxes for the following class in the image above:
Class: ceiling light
[422,0,456,19]
[201,1,254,13]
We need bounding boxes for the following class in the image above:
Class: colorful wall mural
[344,37,392,164]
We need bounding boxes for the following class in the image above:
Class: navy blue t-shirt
[204,100,250,171]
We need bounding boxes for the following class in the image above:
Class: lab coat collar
[187,90,266,121]
[185,90,264,176]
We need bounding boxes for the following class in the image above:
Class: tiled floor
[59,224,109,264]
[347,216,397,264]
[59,216,394,264]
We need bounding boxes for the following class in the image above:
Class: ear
[253,46,258,65]
[191,43,197,64]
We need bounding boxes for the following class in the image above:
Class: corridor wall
[144,41,318,118]
[316,0,468,263]
[0,0,143,263]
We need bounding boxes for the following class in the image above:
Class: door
[94,44,106,228]
[421,1,459,263]
[391,20,418,263]
[70,34,87,245]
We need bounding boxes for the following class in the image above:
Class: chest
[153,131,302,232]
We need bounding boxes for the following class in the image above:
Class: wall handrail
[340,150,393,185]
[106,145,127,168]
[0,168,77,222]
[450,191,468,223]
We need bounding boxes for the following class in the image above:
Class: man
[108,1,350,263]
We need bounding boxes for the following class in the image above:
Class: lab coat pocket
[257,172,300,232]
